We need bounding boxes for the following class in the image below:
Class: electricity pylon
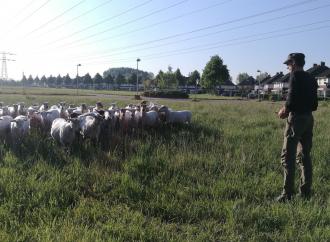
[1,52,16,80]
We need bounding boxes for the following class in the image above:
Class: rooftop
[316,68,330,78]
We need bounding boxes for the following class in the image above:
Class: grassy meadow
[0,87,329,241]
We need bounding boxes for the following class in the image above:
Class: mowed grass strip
[0,91,329,241]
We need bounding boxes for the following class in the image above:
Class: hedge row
[142,90,189,99]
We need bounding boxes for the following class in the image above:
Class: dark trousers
[281,112,314,196]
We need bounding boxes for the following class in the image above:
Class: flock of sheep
[0,101,192,147]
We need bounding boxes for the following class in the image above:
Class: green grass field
[0,88,329,241]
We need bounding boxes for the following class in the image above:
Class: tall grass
[0,92,329,241]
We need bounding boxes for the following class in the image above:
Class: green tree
[256,72,270,82]
[55,75,62,88]
[188,70,200,86]
[21,75,27,85]
[34,76,40,86]
[155,70,165,89]
[104,75,114,89]
[63,74,72,87]
[128,73,137,85]
[27,75,34,86]
[115,74,126,85]
[83,73,92,88]
[201,55,230,90]
[40,75,47,87]
[174,68,186,87]
[93,73,103,89]
[46,75,56,87]
[236,73,250,84]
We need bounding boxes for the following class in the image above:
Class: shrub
[142,90,189,99]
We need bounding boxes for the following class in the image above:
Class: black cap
[283,53,305,65]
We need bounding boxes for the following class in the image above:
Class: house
[316,68,330,98]
[237,76,256,95]
[217,80,238,96]
[307,61,329,97]
[306,62,329,78]
[272,73,290,94]
[258,75,271,90]
[272,62,329,94]
[262,72,284,93]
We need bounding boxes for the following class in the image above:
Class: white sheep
[8,104,19,118]
[158,106,192,124]
[78,112,103,141]
[0,116,13,141]
[28,110,45,130]
[39,102,49,112]
[141,105,159,127]
[18,102,26,115]
[51,118,80,146]
[40,108,61,131]
[10,115,30,143]
[0,106,10,116]
[119,108,135,131]
[71,104,88,118]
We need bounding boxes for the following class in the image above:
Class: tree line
[2,55,234,91]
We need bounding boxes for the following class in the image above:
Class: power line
[33,0,115,38]
[150,25,330,61]
[68,3,330,62]
[76,0,234,48]
[44,0,153,46]
[79,20,330,64]
[11,0,52,29]
[15,0,37,16]
[35,0,319,53]
[53,0,191,48]
[23,0,87,37]
[36,17,330,66]
[81,24,330,67]
[101,0,318,52]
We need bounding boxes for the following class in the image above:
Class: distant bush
[142,90,189,99]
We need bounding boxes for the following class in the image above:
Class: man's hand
[278,106,289,119]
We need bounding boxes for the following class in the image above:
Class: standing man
[277,53,318,202]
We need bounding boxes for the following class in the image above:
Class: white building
[316,69,330,98]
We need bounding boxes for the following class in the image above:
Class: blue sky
[1,0,330,82]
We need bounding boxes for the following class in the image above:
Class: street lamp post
[76,64,81,96]
[324,82,328,101]
[257,70,261,101]
[195,79,199,100]
[136,58,141,95]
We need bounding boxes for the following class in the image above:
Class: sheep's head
[158,106,168,122]
[39,111,49,119]
[120,108,126,117]
[11,117,28,127]
[158,105,168,113]
[96,101,103,109]
[68,118,80,132]
[141,105,147,113]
